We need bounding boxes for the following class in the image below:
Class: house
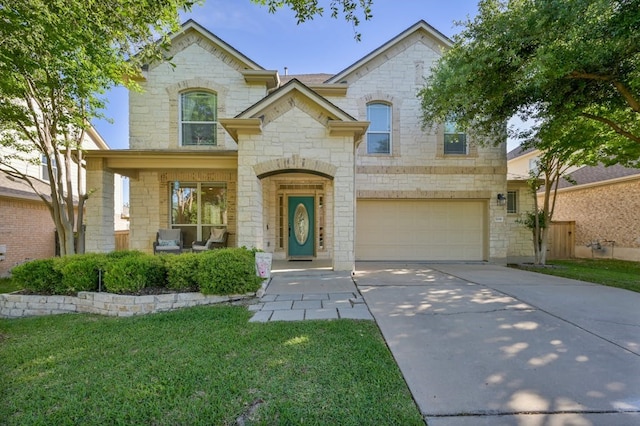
[85,20,513,272]
[0,126,127,276]
[507,146,640,261]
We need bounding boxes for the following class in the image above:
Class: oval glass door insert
[294,203,309,245]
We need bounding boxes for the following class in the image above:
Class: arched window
[366,102,391,154]
[180,91,217,146]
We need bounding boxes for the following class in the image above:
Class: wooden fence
[115,230,129,251]
[547,221,575,260]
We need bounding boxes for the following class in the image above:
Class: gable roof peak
[326,19,452,84]
[170,19,265,71]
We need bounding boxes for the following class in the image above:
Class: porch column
[236,164,264,249]
[332,163,356,272]
[85,158,115,253]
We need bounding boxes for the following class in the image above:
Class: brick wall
[0,197,55,276]
[546,177,640,261]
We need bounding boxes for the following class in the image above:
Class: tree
[520,144,578,265]
[419,0,640,166]
[0,0,197,256]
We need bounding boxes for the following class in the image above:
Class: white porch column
[85,158,115,253]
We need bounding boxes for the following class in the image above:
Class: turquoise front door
[288,196,315,257]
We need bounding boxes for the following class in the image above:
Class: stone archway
[253,155,337,180]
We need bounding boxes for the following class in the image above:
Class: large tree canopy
[419,0,640,166]
[0,0,197,255]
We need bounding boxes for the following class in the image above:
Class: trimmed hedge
[103,254,166,294]
[54,253,108,294]
[197,248,263,295]
[163,253,201,292]
[12,258,62,294]
[9,248,263,296]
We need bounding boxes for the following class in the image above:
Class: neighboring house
[0,126,126,276]
[85,20,511,272]
[507,146,640,261]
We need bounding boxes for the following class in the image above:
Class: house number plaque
[294,203,309,245]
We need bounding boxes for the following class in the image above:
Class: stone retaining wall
[0,291,254,319]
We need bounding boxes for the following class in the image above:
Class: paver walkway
[248,269,373,322]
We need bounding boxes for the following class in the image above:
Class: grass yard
[516,258,640,293]
[0,305,423,425]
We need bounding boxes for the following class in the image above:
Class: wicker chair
[153,229,183,254]
[192,228,229,252]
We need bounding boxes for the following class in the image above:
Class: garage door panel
[356,200,486,261]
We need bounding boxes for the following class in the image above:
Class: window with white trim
[180,91,217,146]
[41,154,57,182]
[443,120,467,154]
[366,102,391,154]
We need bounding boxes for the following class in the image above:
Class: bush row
[11,248,264,296]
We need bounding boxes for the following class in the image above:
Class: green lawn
[0,305,423,425]
[516,258,640,293]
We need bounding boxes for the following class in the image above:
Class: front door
[288,196,315,258]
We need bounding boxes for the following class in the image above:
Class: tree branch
[567,71,613,81]
[613,81,640,113]
[580,112,640,144]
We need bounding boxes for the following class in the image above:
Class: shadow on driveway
[354,262,640,426]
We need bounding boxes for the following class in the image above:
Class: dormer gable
[144,20,279,89]
[220,79,368,142]
[326,20,452,85]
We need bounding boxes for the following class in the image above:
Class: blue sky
[93,0,497,150]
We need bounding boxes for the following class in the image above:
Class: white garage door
[356,200,486,261]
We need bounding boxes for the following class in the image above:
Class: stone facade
[506,181,536,263]
[85,20,511,271]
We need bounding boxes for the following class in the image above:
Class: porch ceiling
[85,150,238,178]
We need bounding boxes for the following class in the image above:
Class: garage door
[356,200,486,261]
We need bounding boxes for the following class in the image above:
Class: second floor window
[443,120,467,154]
[181,91,217,146]
[366,102,391,154]
[41,154,57,182]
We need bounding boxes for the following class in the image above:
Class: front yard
[0,305,424,425]
[515,258,640,293]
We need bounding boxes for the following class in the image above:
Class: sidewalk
[248,269,373,322]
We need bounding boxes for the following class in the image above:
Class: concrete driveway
[354,262,640,426]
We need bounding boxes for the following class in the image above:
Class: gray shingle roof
[279,74,334,86]
[559,163,640,189]
[0,173,52,202]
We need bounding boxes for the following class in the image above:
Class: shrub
[197,248,262,295]
[103,254,166,294]
[163,253,200,292]
[106,250,146,260]
[11,258,62,294]
[54,253,108,294]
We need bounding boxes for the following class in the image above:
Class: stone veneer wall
[325,30,509,262]
[0,291,253,319]
[507,182,535,263]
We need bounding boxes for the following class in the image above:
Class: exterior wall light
[497,193,507,206]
